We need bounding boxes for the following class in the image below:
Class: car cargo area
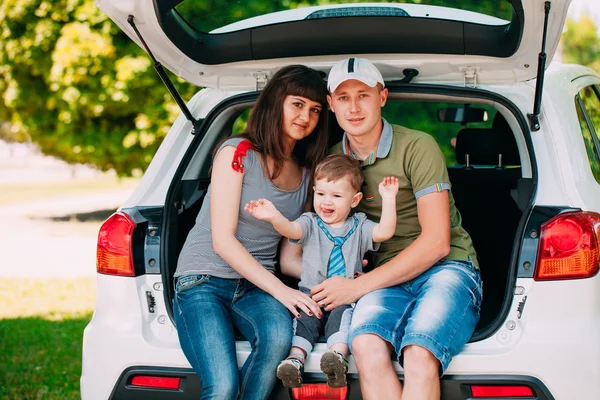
[163,89,533,340]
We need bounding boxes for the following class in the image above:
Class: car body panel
[544,66,600,211]
[82,275,600,399]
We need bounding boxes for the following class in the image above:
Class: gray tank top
[175,137,311,279]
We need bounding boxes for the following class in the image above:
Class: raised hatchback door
[96,0,571,88]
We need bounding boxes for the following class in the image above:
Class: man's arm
[310,190,450,310]
[355,190,450,291]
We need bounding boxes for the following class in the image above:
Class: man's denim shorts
[347,258,483,375]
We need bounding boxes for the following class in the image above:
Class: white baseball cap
[327,57,385,93]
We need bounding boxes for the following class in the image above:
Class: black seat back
[449,125,522,331]
[455,127,520,168]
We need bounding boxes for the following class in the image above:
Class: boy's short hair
[314,154,363,192]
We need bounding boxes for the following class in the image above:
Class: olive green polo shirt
[331,120,479,268]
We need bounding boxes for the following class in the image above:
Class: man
[285,57,482,399]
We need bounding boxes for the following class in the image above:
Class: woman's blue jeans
[173,274,292,400]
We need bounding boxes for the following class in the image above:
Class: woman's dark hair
[245,65,329,179]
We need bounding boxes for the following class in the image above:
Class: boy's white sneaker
[277,357,304,388]
[320,350,349,388]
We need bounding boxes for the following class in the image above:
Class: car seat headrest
[455,127,520,166]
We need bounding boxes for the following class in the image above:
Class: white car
[82,0,600,399]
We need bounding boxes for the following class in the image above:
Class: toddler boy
[245,154,398,388]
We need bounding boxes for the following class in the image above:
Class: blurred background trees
[562,14,600,72]
[0,0,196,176]
[0,0,598,176]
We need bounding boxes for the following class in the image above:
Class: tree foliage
[561,14,600,72]
[0,0,195,175]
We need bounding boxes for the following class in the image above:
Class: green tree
[0,0,195,176]
[561,14,600,72]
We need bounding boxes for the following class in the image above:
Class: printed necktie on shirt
[316,215,359,278]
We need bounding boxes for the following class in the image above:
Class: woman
[173,65,329,399]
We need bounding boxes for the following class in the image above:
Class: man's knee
[402,345,439,377]
[351,334,392,365]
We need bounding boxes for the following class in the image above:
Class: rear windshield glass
[175,0,514,34]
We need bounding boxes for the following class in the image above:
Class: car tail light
[535,211,600,281]
[291,384,348,400]
[471,385,534,398]
[130,375,180,390]
[97,212,136,277]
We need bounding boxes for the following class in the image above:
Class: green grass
[0,176,140,206]
[0,279,96,400]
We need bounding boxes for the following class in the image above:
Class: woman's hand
[272,285,323,319]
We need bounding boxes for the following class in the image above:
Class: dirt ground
[0,140,134,278]
[0,190,133,278]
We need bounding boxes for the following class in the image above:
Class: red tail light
[97,212,136,277]
[535,211,600,280]
[471,385,534,398]
[130,375,180,390]
[291,384,347,400]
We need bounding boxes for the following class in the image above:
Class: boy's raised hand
[244,198,280,221]
[378,176,399,199]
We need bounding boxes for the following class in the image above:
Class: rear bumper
[108,367,555,400]
[82,276,600,400]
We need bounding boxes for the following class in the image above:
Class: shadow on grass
[0,312,92,400]
[34,209,117,223]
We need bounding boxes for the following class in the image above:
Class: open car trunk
[98,0,570,88]
[161,85,534,340]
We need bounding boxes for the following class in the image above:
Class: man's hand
[310,276,362,311]
[244,199,281,222]
[378,176,399,199]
